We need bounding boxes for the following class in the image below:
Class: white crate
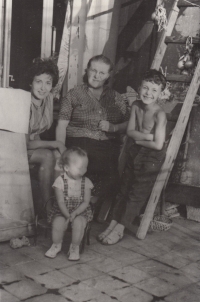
[186,206,200,222]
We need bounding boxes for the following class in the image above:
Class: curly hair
[59,146,88,168]
[29,57,59,87]
[142,69,166,91]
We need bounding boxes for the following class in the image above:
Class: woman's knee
[31,149,55,167]
[40,149,55,167]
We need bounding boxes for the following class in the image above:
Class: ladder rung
[165,36,200,44]
[178,0,200,7]
[166,74,192,82]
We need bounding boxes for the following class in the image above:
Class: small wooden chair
[34,196,95,254]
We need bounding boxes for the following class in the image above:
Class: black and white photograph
[1,0,200,301]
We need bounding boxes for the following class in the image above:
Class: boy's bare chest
[136,109,155,132]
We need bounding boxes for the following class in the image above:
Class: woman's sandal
[101,229,124,245]
[96,227,114,243]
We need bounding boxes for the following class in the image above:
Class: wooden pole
[77,0,88,84]
[67,0,82,90]
[2,0,12,88]
[41,0,54,58]
[0,0,4,87]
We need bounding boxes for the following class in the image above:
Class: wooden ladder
[135,0,200,239]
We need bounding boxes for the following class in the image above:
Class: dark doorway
[10,0,43,90]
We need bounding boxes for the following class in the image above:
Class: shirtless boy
[97,69,167,245]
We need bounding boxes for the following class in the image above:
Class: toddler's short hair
[59,146,88,168]
[142,69,166,91]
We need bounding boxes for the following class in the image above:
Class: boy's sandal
[101,229,124,245]
[96,227,114,243]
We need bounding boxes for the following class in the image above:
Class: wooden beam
[178,0,200,7]
[165,36,200,44]
[41,0,54,58]
[0,0,4,87]
[67,0,81,90]
[77,0,88,84]
[166,74,192,82]
[2,0,12,88]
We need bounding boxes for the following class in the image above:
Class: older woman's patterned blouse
[58,84,129,141]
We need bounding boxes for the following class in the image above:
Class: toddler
[45,147,93,260]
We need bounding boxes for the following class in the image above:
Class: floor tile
[83,274,129,293]
[0,249,33,266]
[105,285,153,302]
[117,234,141,249]
[158,271,193,288]
[172,246,200,261]
[0,261,8,270]
[32,270,75,289]
[134,276,178,297]
[3,279,47,300]
[0,242,14,255]
[20,245,49,260]
[154,251,192,269]
[25,294,70,302]
[130,242,167,258]
[14,260,53,277]
[87,254,124,273]
[165,283,200,302]
[109,266,151,284]
[0,268,25,284]
[180,261,200,282]
[78,248,104,263]
[111,248,148,265]
[37,253,75,269]
[133,259,177,276]
[59,282,106,301]
[87,295,117,302]
[60,263,103,281]
[0,289,20,302]
[1,219,200,302]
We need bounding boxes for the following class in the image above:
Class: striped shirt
[58,84,129,140]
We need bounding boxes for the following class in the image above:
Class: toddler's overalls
[48,176,93,223]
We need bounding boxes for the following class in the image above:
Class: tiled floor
[1,217,200,302]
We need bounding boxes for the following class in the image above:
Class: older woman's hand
[99,120,115,132]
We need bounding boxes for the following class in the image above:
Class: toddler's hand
[70,212,76,222]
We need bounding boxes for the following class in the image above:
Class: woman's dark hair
[29,57,59,87]
[59,146,88,168]
[83,54,114,84]
[142,69,166,91]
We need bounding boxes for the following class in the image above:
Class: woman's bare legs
[30,148,55,213]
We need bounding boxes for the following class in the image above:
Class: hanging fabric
[53,0,72,100]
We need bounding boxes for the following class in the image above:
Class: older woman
[56,55,129,217]
[27,58,66,215]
